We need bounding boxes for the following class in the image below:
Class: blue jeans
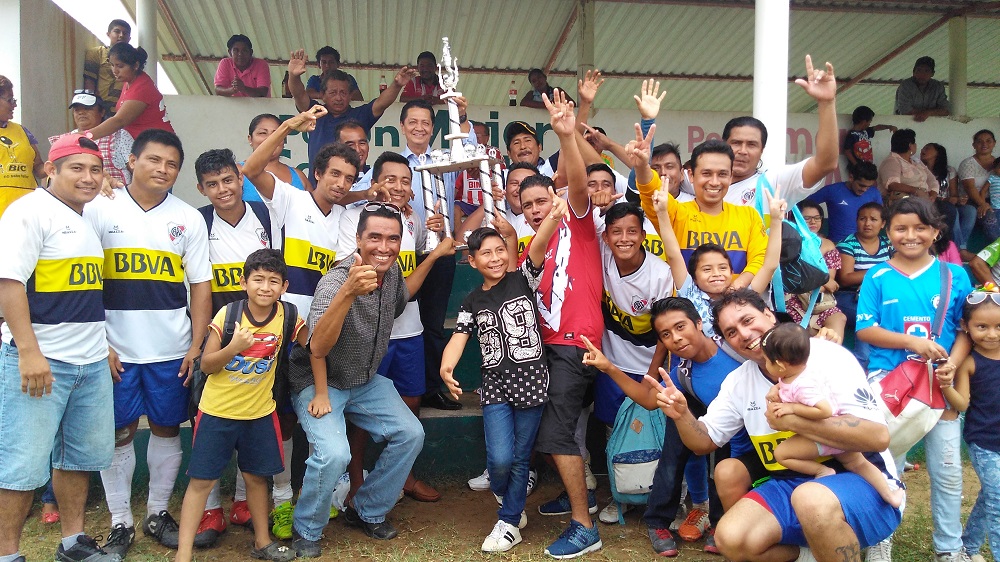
[483,402,544,526]
[953,203,977,250]
[290,376,424,541]
[962,442,1000,556]
[924,417,964,554]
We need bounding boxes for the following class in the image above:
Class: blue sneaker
[544,520,602,559]
[538,490,598,516]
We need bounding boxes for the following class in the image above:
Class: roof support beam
[158,0,211,94]
[949,15,968,119]
[754,0,790,172]
[136,0,157,85]
[577,0,595,81]
[597,0,1000,17]
[543,5,577,75]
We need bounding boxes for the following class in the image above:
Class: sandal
[251,541,297,562]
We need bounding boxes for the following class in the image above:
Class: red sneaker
[193,508,226,548]
[229,500,252,527]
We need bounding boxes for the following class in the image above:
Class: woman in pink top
[87,43,173,140]
[215,34,271,98]
[878,128,937,204]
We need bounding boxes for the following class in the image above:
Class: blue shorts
[188,410,284,480]
[0,343,114,490]
[744,473,901,548]
[114,358,189,428]
[593,370,642,426]
[377,335,426,397]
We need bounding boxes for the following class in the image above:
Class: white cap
[69,90,99,109]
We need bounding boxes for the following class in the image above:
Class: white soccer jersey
[204,203,281,313]
[701,337,897,478]
[263,174,343,314]
[85,191,211,363]
[339,206,424,338]
[725,159,820,208]
[0,190,108,365]
[506,210,537,258]
[599,241,674,375]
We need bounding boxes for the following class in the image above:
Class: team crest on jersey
[931,294,941,309]
[630,295,648,314]
[854,387,878,411]
[406,220,414,236]
[256,228,269,247]
[167,223,186,243]
[903,319,932,340]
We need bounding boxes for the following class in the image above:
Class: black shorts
[534,345,597,456]
[188,411,284,480]
[736,449,772,489]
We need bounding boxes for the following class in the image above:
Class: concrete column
[136,0,158,86]
[753,0,790,169]
[577,0,595,82]
[948,16,967,120]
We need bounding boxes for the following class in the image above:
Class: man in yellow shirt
[83,20,131,112]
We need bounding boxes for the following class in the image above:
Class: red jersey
[117,72,174,139]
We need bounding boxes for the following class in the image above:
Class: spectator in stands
[49,90,133,187]
[921,142,975,261]
[504,121,555,176]
[806,161,881,243]
[842,105,896,165]
[399,51,444,104]
[786,201,847,339]
[970,235,1000,286]
[86,43,174,141]
[286,48,414,176]
[959,129,998,239]
[215,34,271,98]
[877,128,937,204]
[718,56,840,207]
[239,113,310,202]
[895,56,950,122]
[0,75,43,217]
[83,19,131,113]
[306,46,362,101]
[520,68,573,109]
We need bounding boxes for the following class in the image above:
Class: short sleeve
[878,155,903,190]
[214,58,234,88]
[306,75,320,91]
[181,207,212,284]
[0,199,43,284]
[699,370,749,447]
[207,307,228,339]
[250,58,272,90]
[455,298,476,335]
[855,266,884,331]
[958,157,982,182]
[338,207,361,257]
[261,173,293,229]
[307,268,346,334]
[83,48,101,81]
[976,238,1000,267]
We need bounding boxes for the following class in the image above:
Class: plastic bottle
[508,81,517,106]
[379,75,387,93]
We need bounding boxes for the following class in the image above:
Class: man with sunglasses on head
[284,199,425,557]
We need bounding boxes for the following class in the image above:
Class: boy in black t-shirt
[440,190,566,553]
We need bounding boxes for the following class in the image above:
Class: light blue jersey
[856,259,972,373]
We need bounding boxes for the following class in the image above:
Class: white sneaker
[526,469,538,496]
[482,520,522,552]
[518,511,527,529]
[493,492,503,506]
[598,501,632,524]
[585,461,598,491]
[468,469,490,491]
[669,503,688,532]
[935,552,973,562]
[864,537,892,562]
[796,547,817,562]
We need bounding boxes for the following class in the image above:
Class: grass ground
[15,463,994,561]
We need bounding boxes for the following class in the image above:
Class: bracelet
[459,114,468,124]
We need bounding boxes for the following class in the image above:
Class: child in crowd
[439,189,566,553]
[987,157,1000,210]
[787,201,847,338]
[762,323,904,508]
[843,105,897,165]
[956,290,1000,561]
[175,250,306,562]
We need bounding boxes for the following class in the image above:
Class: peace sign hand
[644,370,688,420]
[624,122,656,170]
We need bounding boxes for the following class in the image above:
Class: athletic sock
[100,442,136,528]
[234,469,247,502]
[206,481,221,510]
[146,434,182,517]
[272,438,294,504]
[692,501,709,513]
[60,533,84,551]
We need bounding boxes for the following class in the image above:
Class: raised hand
[288,49,308,77]
[624,122,656,170]
[285,105,327,133]
[644,370,688,419]
[762,188,788,222]
[430,236,457,259]
[367,180,391,203]
[591,189,623,212]
[651,174,671,219]
[542,90,576,137]
[228,322,256,354]
[581,123,612,152]
[492,212,515,239]
[794,55,836,103]
[577,69,605,105]
[580,335,612,373]
[547,186,569,221]
[394,66,419,87]
[634,79,666,120]
[345,254,378,296]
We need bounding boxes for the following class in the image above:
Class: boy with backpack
[439,191,566,553]
[174,249,306,562]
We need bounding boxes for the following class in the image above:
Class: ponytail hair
[108,42,148,72]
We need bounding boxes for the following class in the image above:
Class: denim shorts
[0,342,114,490]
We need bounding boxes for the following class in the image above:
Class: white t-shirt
[599,242,673,374]
[701,337,896,478]
[205,203,282,312]
[0,190,108,365]
[85,190,211,363]
[263,174,344,314]
[725,159,820,208]
[339,206,425,339]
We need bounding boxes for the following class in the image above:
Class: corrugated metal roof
[130,0,999,117]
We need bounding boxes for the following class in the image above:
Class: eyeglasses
[0,97,15,105]
[966,292,1000,306]
[363,202,401,214]
[801,215,823,223]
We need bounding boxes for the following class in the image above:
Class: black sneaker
[342,506,398,540]
[647,527,679,557]
[102,524,134,558]
[292,532,322,558]
[56,534,122,561]
[142,510,180,548]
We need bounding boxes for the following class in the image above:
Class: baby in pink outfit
[762,323,904,508]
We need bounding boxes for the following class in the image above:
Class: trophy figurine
[438,37,467,153]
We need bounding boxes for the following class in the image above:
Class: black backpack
[188,299,298,425]
[777,221,830,295]
[198,201,274,248]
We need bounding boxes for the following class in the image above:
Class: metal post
[948,16,967,120]
[492,163,507,216]
[136,0,158,86]
[421,169,439,251]
[753,0,790,171]
[434,174,452,236]
[479,160,495,228]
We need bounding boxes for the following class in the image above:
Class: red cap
[48,132,103,163]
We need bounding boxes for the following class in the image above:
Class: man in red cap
[0,133,120,562]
